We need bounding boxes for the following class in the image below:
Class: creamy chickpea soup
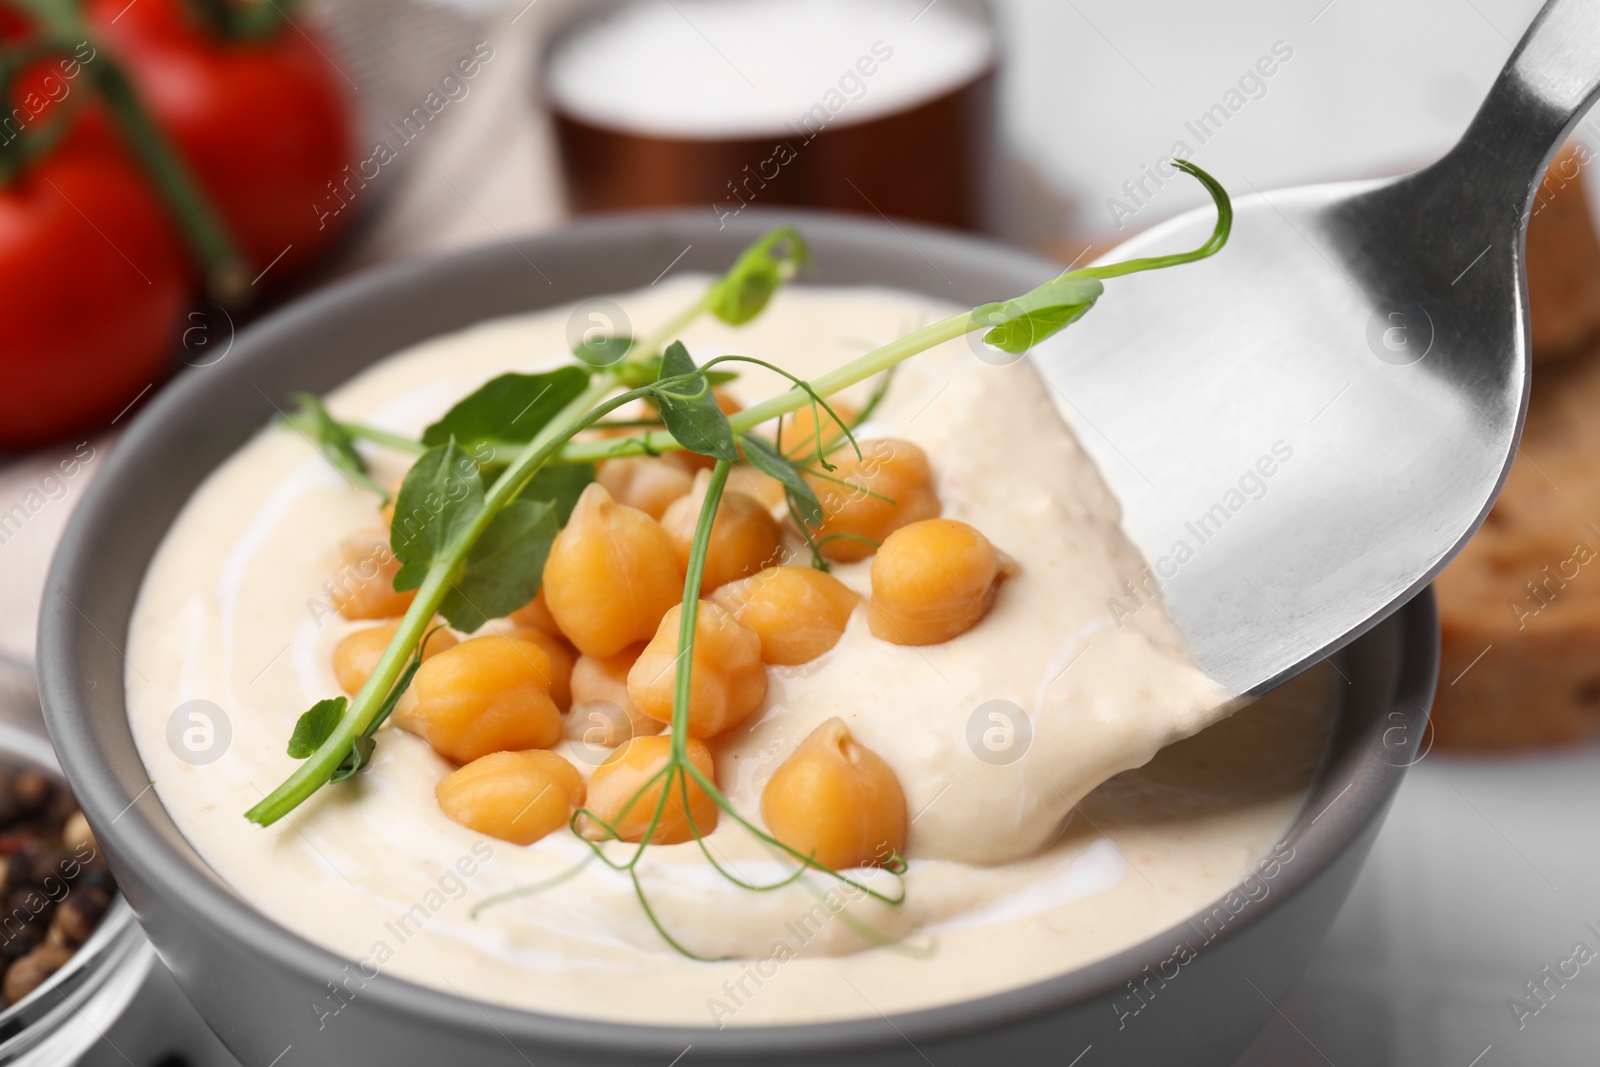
[125,277,1332,1026]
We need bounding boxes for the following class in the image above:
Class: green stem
[321,419,427,454]
[557,313,982,465]
[306,419,545,465]
[0,42,86,186]
[637,292,713,362]
[1068,160,1232,281]
[182,0,292,41]
[670,460,729,761]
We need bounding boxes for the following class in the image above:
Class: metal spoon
[1035,0,1596,695]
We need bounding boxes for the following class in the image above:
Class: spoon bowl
[1040,0,1600,694]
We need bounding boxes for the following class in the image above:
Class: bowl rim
[37,206,1438,1059]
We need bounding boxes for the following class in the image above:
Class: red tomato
[0,134,190,448]
[0,7,32,39]
[85,0,356,283]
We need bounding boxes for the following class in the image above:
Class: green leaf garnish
[971,276,1105,356]
[513,462,595,525]
[392,443,565,631]
[706,226,809,326]
[973,158,1231,356]
[389,441,484,593]
[287,697,346,759]
[649,342,739,462]
[438,499,559,632]
[740,432,823,526]
[287,394,387,500]
[331,735,377,783]
[422,368,592,450]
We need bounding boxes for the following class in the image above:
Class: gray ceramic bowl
[38,210,1437,1066]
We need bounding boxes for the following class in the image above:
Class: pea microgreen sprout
[247,365,733,824]
[250,161,1233,956]
[248,224,814,824]
[285,393,390,502]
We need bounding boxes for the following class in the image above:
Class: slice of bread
[1433,348,1600,748]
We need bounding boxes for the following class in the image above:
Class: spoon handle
[1446,0,1600,222]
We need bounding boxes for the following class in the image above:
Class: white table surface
[1237,744,1600,1067]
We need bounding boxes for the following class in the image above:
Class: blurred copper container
[543,0,998,231]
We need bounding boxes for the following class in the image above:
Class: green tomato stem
[8,0,250,298]
[91,57,250,300]
[182,0,292,41]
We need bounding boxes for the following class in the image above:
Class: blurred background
[2,0,1594,1063]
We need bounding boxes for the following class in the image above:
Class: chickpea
[512,627,576,712]
[566,645,664,748]
[762,718,906,870]
[581,735,719,844]
[541,483,685,658]
[329,532,414,619]
[780,399,857,460]
[436,750,585,846]
[868,519,1007,646]
[596,456,695,520]
[508,587,561,637]
[392,636,562,763]
[804,438,939,562]
[628,602,767,738]
[660,470,785,593]
[333,622,458,694]
[712,566,858,665]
